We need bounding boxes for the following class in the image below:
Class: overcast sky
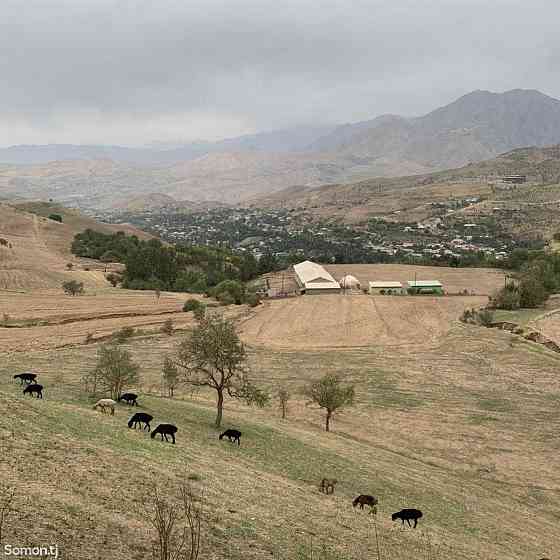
[1,0,559,147]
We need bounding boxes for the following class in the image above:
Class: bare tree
[162,356,180,398]
[175,313,269,427]
[278,387,290,420]
[304,373,355,432]
[147,483,203,560]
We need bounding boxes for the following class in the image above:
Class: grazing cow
[320,478,338,495]
[92,398,116,415]
[128,412,153,431]
[353,495,378,510]
[118,393,138,406]
[219,429,242,446]
[23,384,43,399]
[14,373,37,385]
[392,509,423,528]
[151,424,177,444]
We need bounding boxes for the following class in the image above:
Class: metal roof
[407,280,443,287]
[293,260,338,285]
[369,281,403,288]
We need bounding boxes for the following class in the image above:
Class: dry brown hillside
[0,202,150,290]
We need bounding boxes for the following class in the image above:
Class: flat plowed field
[239,294,487,348]
[325,264,505,295]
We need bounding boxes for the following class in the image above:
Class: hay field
[325,264,505,296]
[1,321,558,560]
[239,294,487,349]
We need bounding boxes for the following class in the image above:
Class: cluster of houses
[293,261,444,296]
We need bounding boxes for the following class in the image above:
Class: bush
[106,273,121,287]
[245,292,261,307]
[210,280,245,305]
[161,318,174,336]
[476,309,494,326]
[62,280,84,296]
[48,214,63,223]
[183,299,205,314]
[492,284,520,310]
[519,276,548,308]
[112,326,136,343]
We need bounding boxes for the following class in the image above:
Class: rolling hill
[246,145,560,228]
[0,202,151,290]
[3,90,560,208]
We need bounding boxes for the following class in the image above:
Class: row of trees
[491,250,560,309]
[86,312,355,431]
[71,230,270,294]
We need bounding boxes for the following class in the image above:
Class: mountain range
[2,89,560,208]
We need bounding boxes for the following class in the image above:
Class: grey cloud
[1,0,559,145]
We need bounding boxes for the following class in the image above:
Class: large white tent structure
[293,261,341,294]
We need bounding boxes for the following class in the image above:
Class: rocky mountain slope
[3,90,560,208]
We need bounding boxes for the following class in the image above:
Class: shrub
[210,280,245,305]
[0,238,8,247]
[48,213,63,223]
[161,318,174,336]
[476,309,494,326]
[62,280,84,296]
[245,292,261,308]
[112,326,136,343]
[106,272,121,287]
[492,284,520,310]
[183,299,205,314]
[519,276,548,308]
[66,262,73,270]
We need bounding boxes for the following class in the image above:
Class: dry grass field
[239,294,488,349]
[1,204,558,559]
[0,202,148,290]
[1,316,559,560]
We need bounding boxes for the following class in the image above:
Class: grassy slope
[1,322,559,559]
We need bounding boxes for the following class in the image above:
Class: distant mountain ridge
[3,89,560,208]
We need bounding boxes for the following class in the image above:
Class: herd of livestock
[13,370,423,529]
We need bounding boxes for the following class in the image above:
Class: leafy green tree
[210,280,245,305]
[91,344,140,400]
[304,373,355,432]
[492,281,521,310]
[174,270,208,293]
[519,276,548,308]
[175,313,268,427]
[258,252,278,275]
[239,253,259,281]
